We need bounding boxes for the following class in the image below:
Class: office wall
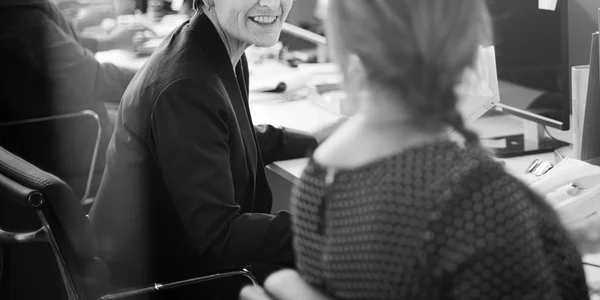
[286,0,317,25]
[569,0,600,66]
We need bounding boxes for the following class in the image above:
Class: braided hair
[329,0,492,147]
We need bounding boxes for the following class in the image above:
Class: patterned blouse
[291,140,589,300]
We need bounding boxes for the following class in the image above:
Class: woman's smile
[248,15,279,27]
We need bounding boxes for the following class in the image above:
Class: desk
[251,101,550,191]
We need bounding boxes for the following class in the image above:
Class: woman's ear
[341,54,367,115]
[346,53,363,75]
[203,0,214,10]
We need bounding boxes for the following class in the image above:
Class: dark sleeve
[41,12,134,104]
[150,78,294,265]
[255,125,317,165]
[45,1,101,54]
[78,36,99,53]
[430,169,574,299]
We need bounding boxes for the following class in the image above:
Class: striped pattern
[291,141,588,300]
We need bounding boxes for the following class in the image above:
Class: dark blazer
[89,13,317,286]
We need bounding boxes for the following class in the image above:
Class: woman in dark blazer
[88,0,317,296]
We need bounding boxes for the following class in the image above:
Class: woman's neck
[353,87,445,131]
[313,88,450,168]
[312,113,448,169]
[204,11,250,70]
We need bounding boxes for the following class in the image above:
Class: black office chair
[0,146,258,300]
[0,245,4,288]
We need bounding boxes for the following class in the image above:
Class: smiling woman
[196,0,293,67]
[88,0,318,298]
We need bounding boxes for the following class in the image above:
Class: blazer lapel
[190,13,259,177]
[236,57,268,169]
[220,74,259,176]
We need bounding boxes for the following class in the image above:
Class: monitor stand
[485,122,570,158]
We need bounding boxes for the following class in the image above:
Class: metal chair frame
[0,164,258,300]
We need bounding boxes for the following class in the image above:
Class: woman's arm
[254,125,317,165]
[434,168,588,299]
[33,10,135,105]
[254,116,347,165]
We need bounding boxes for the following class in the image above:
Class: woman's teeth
[250,16,277,25]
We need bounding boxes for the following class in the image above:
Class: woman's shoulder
[444,146,559,223]
[447,147,530,197]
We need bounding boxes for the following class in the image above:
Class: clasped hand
[106,23,156,50]
[240,269,331,300]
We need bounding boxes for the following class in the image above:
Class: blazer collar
[189,12,243,82]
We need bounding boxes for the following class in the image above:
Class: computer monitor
[483,0,576,157]
[486,1,600,158]
[579,29,600,160]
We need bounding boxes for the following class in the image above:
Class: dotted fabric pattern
[291,140,589,300]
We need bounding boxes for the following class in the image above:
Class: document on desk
[249,61,311,93]
[248,61,314,102]
[482,138,507,149]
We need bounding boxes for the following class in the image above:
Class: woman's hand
[74,6,114,31]
[107,23,155,50]
[95,23,155,52]
[266,269,331,300]
[239,269,331,300]
[240,285,274,300]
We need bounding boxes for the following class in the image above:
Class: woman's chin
[252,35,281,48]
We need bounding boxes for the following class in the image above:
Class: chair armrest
[0,110,103,205]
[98,267,258,300]
[0,227,46,244]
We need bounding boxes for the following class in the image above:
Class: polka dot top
[291,140,589,300]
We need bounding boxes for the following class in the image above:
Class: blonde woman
[242,0,589,299]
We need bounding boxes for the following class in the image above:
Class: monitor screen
[487,0,571,130]
[579,31,600,159]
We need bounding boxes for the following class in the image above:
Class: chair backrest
[0,22,111,200]
[0,146,107,300]
[0,113,105,200]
